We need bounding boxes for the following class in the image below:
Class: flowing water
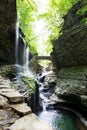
[23,46,30,74]
[36,73,78,130]
[15,18,33,77]
[15,17,19,64]
[15,18,84,130]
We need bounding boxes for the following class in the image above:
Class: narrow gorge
[0,0,87,130]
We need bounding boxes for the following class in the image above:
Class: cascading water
[23,45,29,74]
[36,71,78,130]
[15,17,19,65]
[15,17,31,76]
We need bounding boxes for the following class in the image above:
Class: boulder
[0,90,24,103]
[11,103,32,116]
[9,113,54,130]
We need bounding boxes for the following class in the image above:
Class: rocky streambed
[0,65,87,130]
[0,74,53,130]
[34,70,87,130]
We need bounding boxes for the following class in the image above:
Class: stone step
[9,113,53,130]
[0,89,15,92]
[0,95,8,108]
[0,90,24,103]
[11,103,32,116]
[0,84,10,89]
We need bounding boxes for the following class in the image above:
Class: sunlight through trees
[17,0,78,55]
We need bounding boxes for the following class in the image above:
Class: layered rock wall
[0,0,16,65]
[52,0,87,116]
[52,0,87,68]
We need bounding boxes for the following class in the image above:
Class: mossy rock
[0,65,15,78]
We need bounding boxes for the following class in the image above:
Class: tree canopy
[17,0,78,55]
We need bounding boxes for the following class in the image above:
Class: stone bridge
[36,56,52,61]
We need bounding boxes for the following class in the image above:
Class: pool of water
[36,109,78,130]
[36,72,78,130]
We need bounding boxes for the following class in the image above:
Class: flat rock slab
[0,78,11,84]
[0,91,24,103]
[9,113,54,130]
[0,84,10,89]
[0,89,15,92]
[11,103,32,116]
[0,95,8,108]
[0,109,20,127]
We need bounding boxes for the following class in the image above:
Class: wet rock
[44,73,57,88]
[9,113,53,130]
[80,95,87,106]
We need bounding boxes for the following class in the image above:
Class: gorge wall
[52,0,87,68]
[52,0,87,116]
[0,0,16,65]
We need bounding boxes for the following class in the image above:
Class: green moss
[22,76,37,93]
[58,66,87,80]
[77,4,87,16]
[0,65,15,78]
[76,2,87,25]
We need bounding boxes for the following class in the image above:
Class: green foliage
[17,0,78,55]
[76,1,87,25]
[22,76,36,93]
[17,0,38,53]
[50,0,78,17]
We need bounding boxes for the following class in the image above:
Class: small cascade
[23,45,29,74]
[36,71,78,130]
[37,71,55,112]
[15,17,33,76]
[15,17,19,65]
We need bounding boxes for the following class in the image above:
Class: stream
[14,18,86,130]
[36,72,78,130]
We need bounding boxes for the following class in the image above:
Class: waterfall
[15,17,19,64]
[15,17,33,77]
[23,45,29,74]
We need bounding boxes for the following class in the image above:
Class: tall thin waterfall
[15,17,31,76]
[23,45,29,74]
[15,17,19,65]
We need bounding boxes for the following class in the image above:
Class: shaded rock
[58,91,81,103]
[44,74,57,87]
[0,65,15,78]
[9,113,53,130]
[0,0,16,65]
[52,0,87,68]
[54,76,87,114]
[55,78,87,96]
[58,66,87,80]
[80,95,87,106]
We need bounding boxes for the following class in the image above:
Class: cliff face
[52,0,87,115]
[0,0,16,65]
[52,0,87,69]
